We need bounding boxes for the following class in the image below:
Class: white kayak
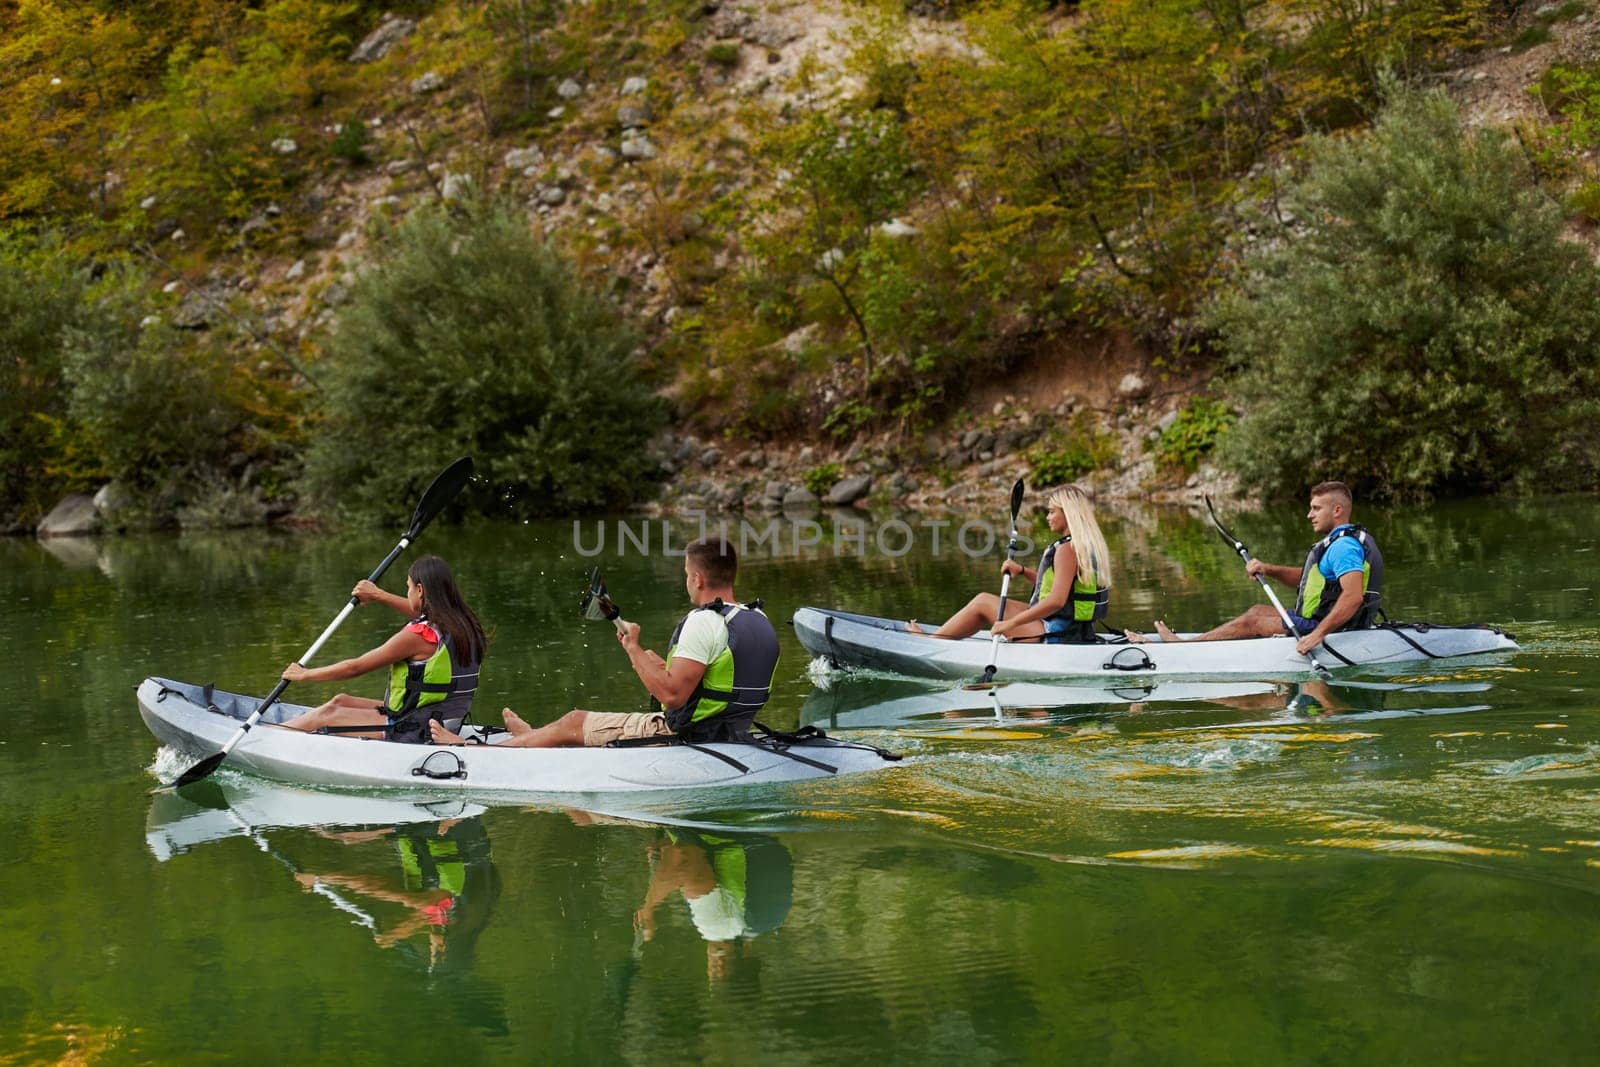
[146,775,486,861]
[138,677,901,795]
[793,606,1519,683]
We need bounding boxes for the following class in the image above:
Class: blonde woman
[908,484,1113,644]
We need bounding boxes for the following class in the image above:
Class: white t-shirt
[687,886,747,941]
[670,606,731,666]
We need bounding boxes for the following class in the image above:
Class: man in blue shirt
[1128,481,1382,656]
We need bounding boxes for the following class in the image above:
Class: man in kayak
[431,537,780,747]
[1125,481,1383,655]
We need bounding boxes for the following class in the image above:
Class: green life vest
[1295,524,1384,624]
[1029,535,1110,623]
[397,834,467,896]
[384,622,480,734]
[662,600,781,742]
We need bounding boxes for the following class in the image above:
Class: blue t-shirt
[1319,525,1366,583]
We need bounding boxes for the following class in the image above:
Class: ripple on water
[1479,744,1600,779]
[1292,836,1520,858]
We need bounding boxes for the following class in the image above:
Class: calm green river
[3,498,1598,1064]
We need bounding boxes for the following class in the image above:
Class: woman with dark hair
[278,555,487,742]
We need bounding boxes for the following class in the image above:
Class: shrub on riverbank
[0,235,267,527]
[302,196,666,523]
[0,234,93,523]
[1214,83,1600,500]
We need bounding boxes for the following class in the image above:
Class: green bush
[1569,180,1600,223]
[0,236,255,525]
[60,268,248,503]
[1213,81,1600,500]
[1027,416,1117,487]
[1154,397,1235,473]
[1513,23,1552,50]
[0,233,91,522]
[706,43,740,68]
[330,118,371,165]
[821,400,876,440]
[303,195,667,523]
[803,463,842,496]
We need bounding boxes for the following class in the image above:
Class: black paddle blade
[171,751,226,790]
[1008,479,1025,520]
[1203,494,1246,553]
[406,456,474,540]
[173,778,232,810]
[580,568,621,622]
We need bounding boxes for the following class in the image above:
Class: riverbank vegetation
[4,0,1600,529]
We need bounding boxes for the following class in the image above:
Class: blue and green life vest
[1029,535,1110,624]
[384,621,480,741]
[1295,525,1384,625]
[662,600,781,742]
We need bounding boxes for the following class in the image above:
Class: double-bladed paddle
[167,457,475,790]
[975,479,1027,687]
[1203,494,1332,677]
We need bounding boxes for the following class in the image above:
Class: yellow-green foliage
[0,230,300,524]
[691,0,1493,437]
[1153,397,1236,474]
[803,463,843,497]
[1027,415,1119,488]
[0,0,1535,518]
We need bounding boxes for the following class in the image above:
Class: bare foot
[430,720,467,746]
[905,619,925,636]
[502,709,536,736]
[1154,620,1182,642]
[1123,628,1150,644]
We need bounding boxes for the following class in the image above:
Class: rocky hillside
[8,0,1600,532]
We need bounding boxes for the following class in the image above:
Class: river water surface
[2,498,1597,1064]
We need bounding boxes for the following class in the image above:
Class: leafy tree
[1,232,266,524]
[1213,83,1600,500]
[61,270,244,497]
[746,107,920,386]
[303,196,666,522]
[0,1,154,220]
[0,233,94,521]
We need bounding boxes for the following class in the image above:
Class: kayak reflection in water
[907,484,1113,645]
[1124,480,1384,657]
[629,824,793,984]
[293,817,500,973]
[277,555,487,743]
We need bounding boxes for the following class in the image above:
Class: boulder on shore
[37,494,102,538]
[824,475,873,506]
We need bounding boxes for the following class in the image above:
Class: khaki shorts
[581,711,674,747]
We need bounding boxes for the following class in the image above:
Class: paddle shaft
[1219,535,1331,677]
[240,815,379,930]
[981,525,1026,683]
[215,537,414,760]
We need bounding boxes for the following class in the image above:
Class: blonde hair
[1045,484,1112,590]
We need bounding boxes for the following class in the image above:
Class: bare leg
[919,593,1035,640]
[1149,605,1289,643]
[434,707,589,748]
[280,694,387,734]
